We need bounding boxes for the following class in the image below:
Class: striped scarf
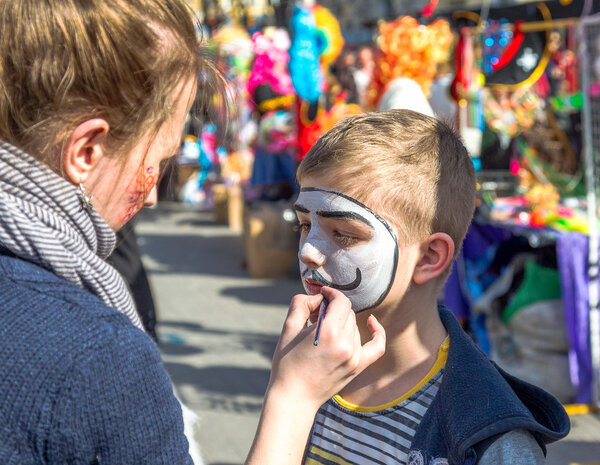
[0,141,143,330]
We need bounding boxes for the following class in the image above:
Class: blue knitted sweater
[0,253,193,464]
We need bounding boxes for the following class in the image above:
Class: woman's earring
[78,183,94,212]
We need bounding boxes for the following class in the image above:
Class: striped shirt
[304,337,449,465]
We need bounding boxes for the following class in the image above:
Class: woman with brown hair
[0,1,385,464]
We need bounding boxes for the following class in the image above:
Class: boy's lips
[304,277,324,295]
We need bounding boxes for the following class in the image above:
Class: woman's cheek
[118,166,158,224]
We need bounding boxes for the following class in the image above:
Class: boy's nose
[298,241,326,268]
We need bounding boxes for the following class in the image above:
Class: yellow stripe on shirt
[305,445,356,465]
[334,336,450,412]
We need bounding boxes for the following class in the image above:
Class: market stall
[442,0,600,407]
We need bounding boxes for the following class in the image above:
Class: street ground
[136,202,600,465]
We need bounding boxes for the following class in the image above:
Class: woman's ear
[63,119,109,184]
[412,233,455,285]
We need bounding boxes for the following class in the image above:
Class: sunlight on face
[119,165,160,224]
[88,77,196,230]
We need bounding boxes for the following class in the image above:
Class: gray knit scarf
[0,140,143,330]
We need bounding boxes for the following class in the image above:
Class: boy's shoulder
[410,306,570,463]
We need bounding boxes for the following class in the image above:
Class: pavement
[136,202,600,465]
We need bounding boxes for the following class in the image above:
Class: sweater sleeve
[478,429,545,465]
[44,319,193,465]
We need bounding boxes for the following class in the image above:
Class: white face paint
[295,188,398,312]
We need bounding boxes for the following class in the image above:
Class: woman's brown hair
[0,0,223,170]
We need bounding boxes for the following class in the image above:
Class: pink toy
[247,31,294,99]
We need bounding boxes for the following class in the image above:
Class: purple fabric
[444,260,470,320]
[444,222,594,403]
[556,232,593,403]
[443,222,512,318]
[463,222,513,259]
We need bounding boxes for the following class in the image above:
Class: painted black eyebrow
[300,187,396,240]
[316,210,373,229]
[293,203,310,213]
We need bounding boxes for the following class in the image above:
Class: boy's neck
[339,285,447,407]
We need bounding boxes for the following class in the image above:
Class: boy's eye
[333,230,360,247]
[293,222,311,234]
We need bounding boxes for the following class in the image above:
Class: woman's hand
[245,287,385,465]
[268,286,385,408]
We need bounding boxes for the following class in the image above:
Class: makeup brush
[313,299,328,346]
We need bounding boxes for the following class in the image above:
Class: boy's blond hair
[0,0,222,170]
[297,110,476,259]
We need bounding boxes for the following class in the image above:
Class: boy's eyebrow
[293,203,310,213]
[316,210,373,229]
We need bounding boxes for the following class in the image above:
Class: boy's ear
[412,233,455,285]
[63,119,109,184]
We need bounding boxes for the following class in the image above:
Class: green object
[550,92,583,112]
[502,259,562,323]
[518,139,585,197]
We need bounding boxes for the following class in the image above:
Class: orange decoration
[367,16,455,108]
[297,96,362,160]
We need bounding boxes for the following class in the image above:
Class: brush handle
[313,299,327,346]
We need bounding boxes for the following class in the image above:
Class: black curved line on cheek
[312,268,362,291]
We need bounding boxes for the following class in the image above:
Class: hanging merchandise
[452,3,586,181]
[247,28,296,127]
[288,4,344,104]
[289,3,353,161]
[212,25,254,79]
[312,4,344,72]
[289,6,325,103]
[481,86,543,138]
[466,2,552,91]
[366,16,455,109]
[297,95,362,158]
[247,29,295,101]
[221,149,254,186]
[246,28,298,201]
[480,18,514,75]
[177,132,217,207]
[419,0,439,18]
[258,110,296,154]
[212,23,257,164]
[485,21,549,89]
[452,26,485,166]
[546,29,579,96]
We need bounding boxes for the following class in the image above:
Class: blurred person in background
[428,62,458,125]
[354,45,376,107]
[107,220,158,341]
[331,49,360,104]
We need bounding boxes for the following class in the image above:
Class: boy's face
[294,182,399,313]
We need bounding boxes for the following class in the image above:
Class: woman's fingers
[357,315,386,371]
[278,293,323,349]
[317,287,353,337]
[316,290,385,375]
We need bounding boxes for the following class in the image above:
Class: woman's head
[0,0,210,159]
[0,0,223,229]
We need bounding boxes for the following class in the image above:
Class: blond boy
[293,110,569,465]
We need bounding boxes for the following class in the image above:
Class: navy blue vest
[407,307,570,465]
